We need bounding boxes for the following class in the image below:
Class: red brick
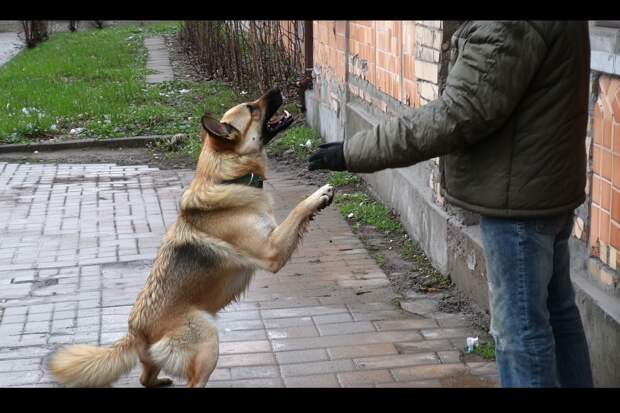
[601,210,611,244]
[610,222,620,250]
[594,104,603,145]
[601,76,610,95]
[603,149,613,180]
[613,154,620,191]
[612,190,620,225]
[601,180,611,211]
[604,118,613,149]
[613,97,620,123]
[592,175,601,205]
[593,145,602,175]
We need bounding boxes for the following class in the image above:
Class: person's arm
[309,21,548,173]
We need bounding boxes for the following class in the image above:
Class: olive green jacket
[343,21,591,218]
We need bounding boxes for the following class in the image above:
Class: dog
[48,89,335,387]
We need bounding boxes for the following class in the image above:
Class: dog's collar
[220,173,263,189]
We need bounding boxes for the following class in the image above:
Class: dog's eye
[246,104,255,114]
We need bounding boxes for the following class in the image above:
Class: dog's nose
[267,88,282,100]
[262,88,283,107]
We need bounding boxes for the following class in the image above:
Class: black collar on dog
[220,173,263,189]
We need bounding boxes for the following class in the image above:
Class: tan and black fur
[48,89,334,388]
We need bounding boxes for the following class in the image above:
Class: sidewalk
[0,32,23,67]
[0,160,498,387]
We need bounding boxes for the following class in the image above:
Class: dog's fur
[48,90,334,388]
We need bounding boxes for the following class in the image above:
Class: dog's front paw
[317,184,335,210]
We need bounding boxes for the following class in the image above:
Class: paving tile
[284,374,340,387]
[337,369,395,387]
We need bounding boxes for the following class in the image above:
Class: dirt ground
[0,145,196,170]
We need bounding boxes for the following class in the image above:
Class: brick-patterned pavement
[0,161,498,387]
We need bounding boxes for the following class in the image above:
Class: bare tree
[20,20,49,48]
[180,21,306,98]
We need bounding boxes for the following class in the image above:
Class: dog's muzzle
[261,88,294,144]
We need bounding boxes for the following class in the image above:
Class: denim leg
[480,215,559,387]
[547,215,594,387]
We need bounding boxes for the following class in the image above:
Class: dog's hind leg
[186,335,219,388]
[149,311,220,388]
[138,345,173,387]
[139,359,173,388]
[185,311,219,388]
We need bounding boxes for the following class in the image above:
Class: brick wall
[313,21,444,201]
[589,74,620,289]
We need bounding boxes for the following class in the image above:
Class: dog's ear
[201,113,237,141]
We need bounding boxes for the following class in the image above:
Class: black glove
[308,142,347,171]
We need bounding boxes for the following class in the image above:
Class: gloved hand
[308,142,347,171]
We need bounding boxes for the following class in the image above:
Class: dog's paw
[317,184,335,210]
[145,378,173,388]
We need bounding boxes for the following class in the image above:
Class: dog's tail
[48,334,138,387]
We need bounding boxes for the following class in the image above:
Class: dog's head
[200,88,294,155]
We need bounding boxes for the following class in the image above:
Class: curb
[0,135,184,153]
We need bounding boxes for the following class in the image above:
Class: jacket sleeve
[343,21,549,173]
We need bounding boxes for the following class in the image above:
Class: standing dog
[48,89,335,387]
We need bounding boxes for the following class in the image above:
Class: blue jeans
[480,211,593,388]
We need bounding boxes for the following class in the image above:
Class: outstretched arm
[310,21,548,173]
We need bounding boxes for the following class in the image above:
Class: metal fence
[180,21,308,96]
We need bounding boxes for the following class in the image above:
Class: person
[308,21,594,388]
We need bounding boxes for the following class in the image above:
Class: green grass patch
[0,22,239,144]
[472,340,496,360]
[281,102,302,116]
[335,193,403,233]
[328,171,361,187]
[140,21,183,35]
[270,126,321,160]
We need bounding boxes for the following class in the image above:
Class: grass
[328,171,361,187]
[0,22,240,144]
[335,193,403,233]
[472,340,496,360]
[270,126,321,160]
[335,191,450,286]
